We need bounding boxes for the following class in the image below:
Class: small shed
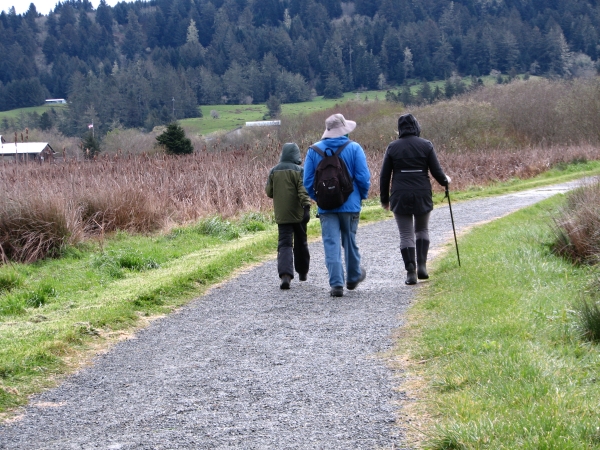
[0,142,56,162]
[45,99,67,104]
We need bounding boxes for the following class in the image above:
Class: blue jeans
[319,212,362,287]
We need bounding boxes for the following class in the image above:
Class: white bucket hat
[321,113,357,139]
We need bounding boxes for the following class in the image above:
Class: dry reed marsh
[3,77,600,263]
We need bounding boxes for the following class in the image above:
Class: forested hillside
[1,0,599,136]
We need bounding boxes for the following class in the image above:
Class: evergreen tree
[399,85,413,105]
[417,81,432,104]
[265,94,281,118]
[39,111,53,130]
[122,10,146,60]
[95,0,113,32]
[444,78,455,98]
[355,0,380,17]
[156,122,193,155]
[323,74,343,99]
[81,131,100,159]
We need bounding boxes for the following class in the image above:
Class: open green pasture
[0,104,66,122]
[181,90,384,135]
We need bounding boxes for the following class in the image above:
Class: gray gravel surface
[0,180,586,450]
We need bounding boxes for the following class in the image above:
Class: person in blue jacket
[303,113,371,297]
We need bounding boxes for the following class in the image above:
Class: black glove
[302,205,311,224]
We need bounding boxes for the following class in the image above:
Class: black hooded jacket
[380,114,448,215]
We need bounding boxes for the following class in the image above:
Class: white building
[45,99,67,104]
[0,141,56,161]
[245,120,281,127]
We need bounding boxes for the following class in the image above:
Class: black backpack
[309,140,354,210]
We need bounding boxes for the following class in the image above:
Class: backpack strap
[309,140,353,157]
[334,140,352,156]
[309,145,326,157]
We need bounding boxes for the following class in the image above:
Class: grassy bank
[402,194,600,449]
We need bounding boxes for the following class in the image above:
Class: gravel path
[0,180,586,450]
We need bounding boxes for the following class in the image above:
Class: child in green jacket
[265,143,311,289]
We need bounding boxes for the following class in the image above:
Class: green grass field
[181,90,385,135]
[0,104,67,122]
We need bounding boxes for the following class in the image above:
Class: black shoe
[401,247,418,285]
[346,267,366,290]
[299,273,307,281]
[405,264,417,285]
[330,286,344,297]
[280,275,291,289]
[416,239,430,280]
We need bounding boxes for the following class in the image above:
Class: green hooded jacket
[265,143,311,224]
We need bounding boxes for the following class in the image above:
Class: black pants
[277,222,310,278]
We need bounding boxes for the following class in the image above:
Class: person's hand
[445,175,452,185]
[302,205,311,223]
[382,203,390,211]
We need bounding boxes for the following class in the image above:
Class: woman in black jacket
[380,114,450,285]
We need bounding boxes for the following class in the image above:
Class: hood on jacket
[280,142,302,165]
[397,113,421,138]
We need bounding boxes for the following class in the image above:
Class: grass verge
[401,194,600,449]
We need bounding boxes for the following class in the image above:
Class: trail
[0,181,583,450]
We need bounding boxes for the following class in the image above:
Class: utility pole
[348,42,353,88]
[172,97,175,119]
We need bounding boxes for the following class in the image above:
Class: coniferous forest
[1,0,599,137]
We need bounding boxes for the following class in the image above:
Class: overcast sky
[0,0,129,15]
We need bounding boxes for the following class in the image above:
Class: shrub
[0,272,23,292]
[0,293,26,316]
[79,187,163,234]
[156,123,193,155]
[25,283,56,308]
[551,181,600,264]
[0,196,81,263]
[193,216,241,240]
[92,250,159,278]
[239,212,272,232]
[575,296,600,342]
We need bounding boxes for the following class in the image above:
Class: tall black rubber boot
[400,247,417,285]
[416,239,430,280]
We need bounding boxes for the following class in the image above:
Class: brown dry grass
[3,78,600,262]
[551,179,600,264]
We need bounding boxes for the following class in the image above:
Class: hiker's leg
[292,221,310,277]
[394,213,417,284]
[394,213,415,249]
[339,212,362,284]
[414,212,431,280]
[277,224,294,279]
[319,213,344,288]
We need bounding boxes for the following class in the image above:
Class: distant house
[45,98,67,105]
[245,120,281,127]
[0,141,56,162]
